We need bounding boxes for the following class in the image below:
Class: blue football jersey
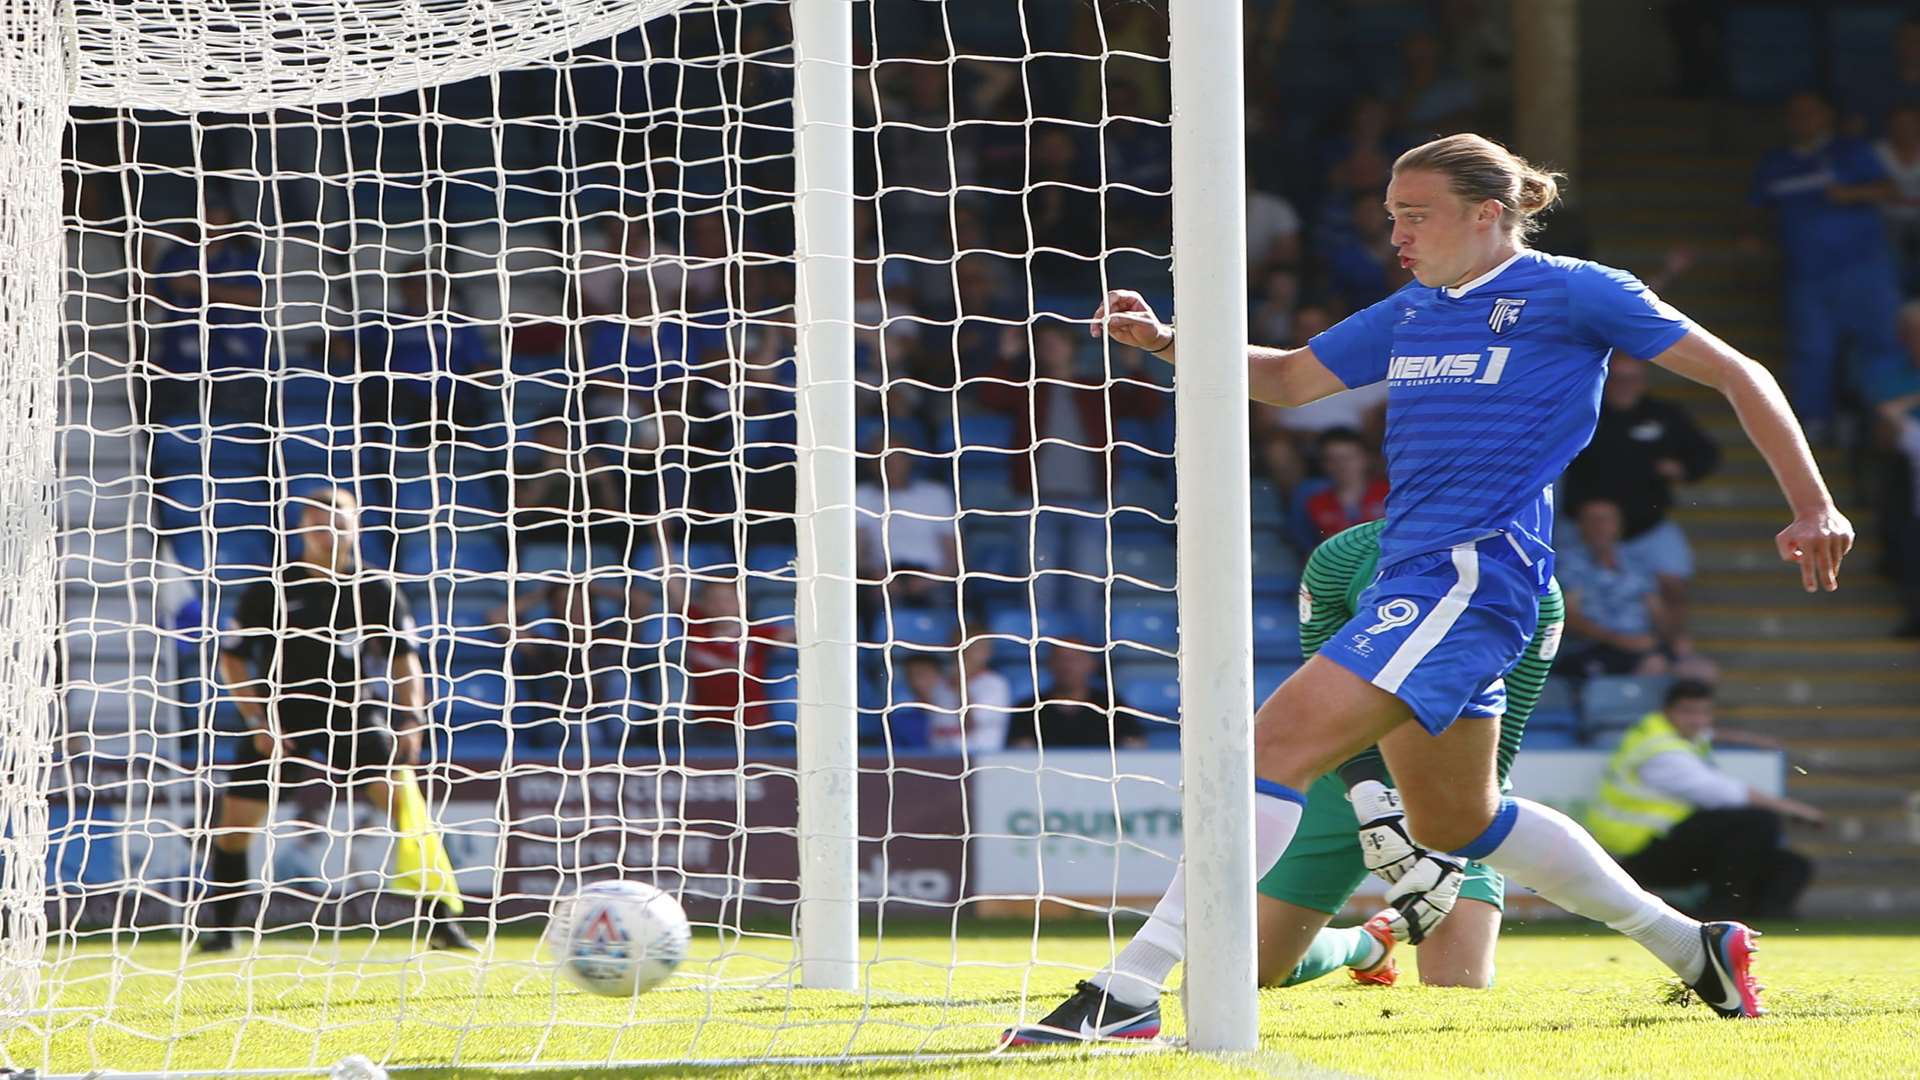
[1307,250,1693,581]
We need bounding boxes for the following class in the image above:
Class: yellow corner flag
[390,766,464,915]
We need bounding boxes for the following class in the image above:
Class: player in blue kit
[1005,133,1853,1046]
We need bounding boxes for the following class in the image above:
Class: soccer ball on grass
[545,880,691,996]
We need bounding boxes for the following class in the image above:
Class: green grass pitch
[9,920,1917,1079]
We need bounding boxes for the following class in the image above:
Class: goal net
[15,0,1259,1070]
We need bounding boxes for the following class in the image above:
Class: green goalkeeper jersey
[1297,518,1564,782]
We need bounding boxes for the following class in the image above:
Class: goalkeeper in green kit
[1254,517,1564,990]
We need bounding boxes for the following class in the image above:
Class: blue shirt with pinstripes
[1306,249,1693,587]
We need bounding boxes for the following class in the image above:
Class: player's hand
[251,729,289,756]
[1380,852,1468,944]
[396,728,423,765]
[1776,506,1853,593]
[1089,290,1172,355]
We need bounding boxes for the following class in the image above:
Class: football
[546,881,692,997]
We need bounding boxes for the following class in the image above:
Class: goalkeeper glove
[1351,780,1421,885]
[1379,851,1468,944]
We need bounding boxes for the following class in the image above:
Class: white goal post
[4,0,1257,1067]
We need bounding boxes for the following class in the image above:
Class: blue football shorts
[1320,535,1540,735]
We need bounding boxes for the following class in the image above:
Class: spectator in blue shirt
[1318,190,1409,311]
[144,207,270,422]
[1558,498,1676,679]
[1749,92,1901,439]
[357,265,493,445]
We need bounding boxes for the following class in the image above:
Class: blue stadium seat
[1253,573,1298,599]
[1249,479,1288,528]
[1111,655,1177,691]
[1111,605,1177,652]
[164,531,207,572]
[1252,528,1301,581]
[277,375,338,424]
[1520,727,1579,751]
[1141,723,1183,750]
[749,595,798,626]
[891,608,959,648]
[960,519,1027,577]
[210,481,272,530]
[211,530,275,581]
[399,526,510,578]
[957,411,1016,449]
[1528,676,1574,726]
[1255,663,1299,697]
[1112,540,1176,586]
[1113,448,1172,489]
[745,543,798,576]
[996,662,1037,708]
[1115,415,1173,454]
[1253,603,1302,662]
[1110,507,1174,547]
[1120,674,1181,722]
[148,429,205,479]
[957,464,1022,512]
[682,541,735,571]
[1579,675,1672,741]
[447,474,505,525]
[1115,483,1175,521]
[280,436,355,481]
[152,477,207,535]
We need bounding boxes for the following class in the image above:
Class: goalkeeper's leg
[1414,896,1500,988]
[1377,720,1730,1006]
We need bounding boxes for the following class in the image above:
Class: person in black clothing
[1561,355,1718,656]
[201,487,471,953]
[1005,641,1145,750]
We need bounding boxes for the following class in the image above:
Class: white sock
[1472,797,1705,982]
[1093,787,1305,1007]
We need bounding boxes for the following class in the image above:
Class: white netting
[0,0,68,1029]
[67,0,701,110]
[13,0,1258,1070]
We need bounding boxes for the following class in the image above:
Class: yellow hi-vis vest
[1586,711,1710,857]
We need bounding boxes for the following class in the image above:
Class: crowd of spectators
[102,2,1920,763]
[93,1,1511,761]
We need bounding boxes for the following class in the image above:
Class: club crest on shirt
[1489,297,1526,333]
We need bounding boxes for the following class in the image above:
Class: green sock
[1280,927,1384,988]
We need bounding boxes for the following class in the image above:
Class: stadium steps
[1694,605,1905,638]
[1692,638,1915,670]
[1781,737,1920,777]
[1689,537,1882,575]
[1709,669,1920,709]
[1582,100,1920,916]
[1719,703,1918,738]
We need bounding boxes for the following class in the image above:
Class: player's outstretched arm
[1649,327,1853,592]
[1089,289,1347,407]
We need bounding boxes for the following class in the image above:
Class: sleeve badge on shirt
[1489,297,1526,333]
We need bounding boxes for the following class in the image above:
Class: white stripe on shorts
[1371,541,1481,695]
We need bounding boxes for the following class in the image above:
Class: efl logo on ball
[547,881,691,997]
